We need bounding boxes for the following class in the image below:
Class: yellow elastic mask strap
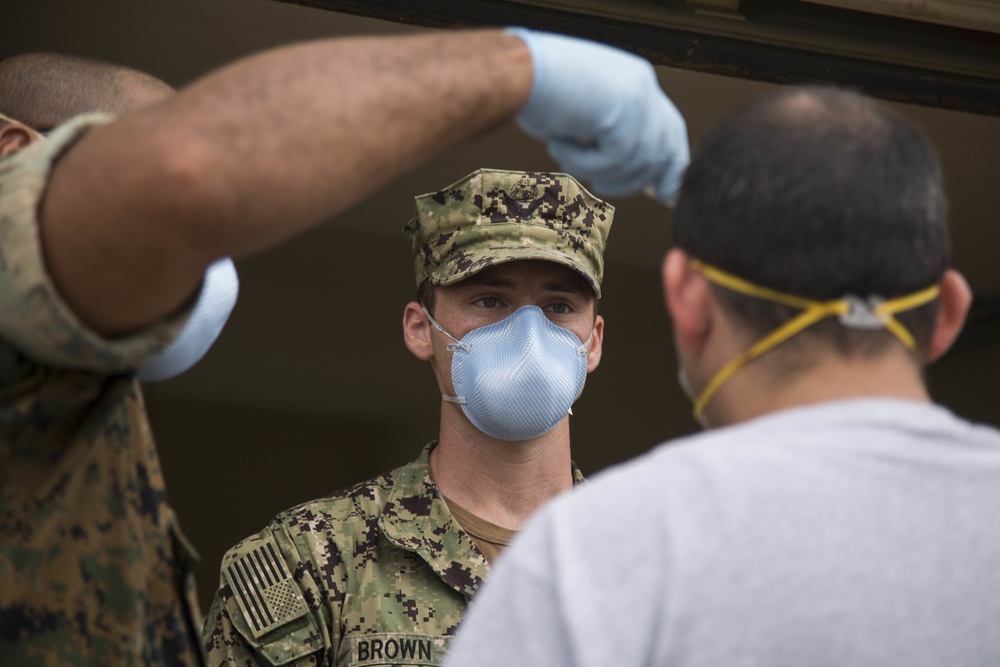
[687,259,940,422]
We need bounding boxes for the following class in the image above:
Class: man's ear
[925,269,972,363]
[0,123,42,157]
[403,301,434,361]
[662,248,713,355]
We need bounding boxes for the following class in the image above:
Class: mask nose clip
[838,295,888,330]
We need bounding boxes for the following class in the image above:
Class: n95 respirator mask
[424,305,592,442]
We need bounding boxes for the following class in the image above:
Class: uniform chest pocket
[344,633,452,666]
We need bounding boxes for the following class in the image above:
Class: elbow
[122,118,227,263]
[142,128,227,249]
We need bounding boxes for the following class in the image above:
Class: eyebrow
[542,280,590,296]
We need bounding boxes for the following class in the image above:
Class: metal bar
[270,0,1000,116]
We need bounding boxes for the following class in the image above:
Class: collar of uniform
[377,442,491,601]
[378,444,586,600]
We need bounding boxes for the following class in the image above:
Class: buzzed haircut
[0,52,173,131]
[673,86,949,355]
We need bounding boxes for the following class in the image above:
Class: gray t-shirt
[445,399,1000,667]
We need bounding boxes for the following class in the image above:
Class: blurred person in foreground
[444,86,1000,667]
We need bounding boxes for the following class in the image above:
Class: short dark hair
[673,86,949,356]
[0,52,173,131]
[417,279,438,316]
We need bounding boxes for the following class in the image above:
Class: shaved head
[0,52,173,130]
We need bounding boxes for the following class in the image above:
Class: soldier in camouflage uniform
[202,169,613,666]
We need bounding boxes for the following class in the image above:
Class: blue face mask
[423,305,593,442]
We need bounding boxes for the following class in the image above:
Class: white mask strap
[578,327,596,357]
[421,307,470,352]
[422,307,469,404]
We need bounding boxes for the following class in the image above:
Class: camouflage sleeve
[0,114,188,374]
[203,523,335,667]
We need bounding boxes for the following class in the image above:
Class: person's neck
[430,406,575,531]
[705,346,931,428]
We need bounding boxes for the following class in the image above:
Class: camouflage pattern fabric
[0,116,204,666]
[202,444,585,667]
[403,169,614,298]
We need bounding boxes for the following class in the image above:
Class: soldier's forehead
[450,260,591,290]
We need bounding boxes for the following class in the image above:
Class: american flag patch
[224,537,308,638]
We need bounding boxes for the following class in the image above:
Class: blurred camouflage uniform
[202,170,609,667]
[0,116,205,666]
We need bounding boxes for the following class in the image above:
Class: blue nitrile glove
[507,28,689,204]
[138,257,239,381]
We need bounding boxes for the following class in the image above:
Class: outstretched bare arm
[40,30,533,334]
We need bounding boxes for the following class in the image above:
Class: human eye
[545,302,572,315]
[474,296,503,309]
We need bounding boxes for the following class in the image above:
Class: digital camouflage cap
[403,168,614,297]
